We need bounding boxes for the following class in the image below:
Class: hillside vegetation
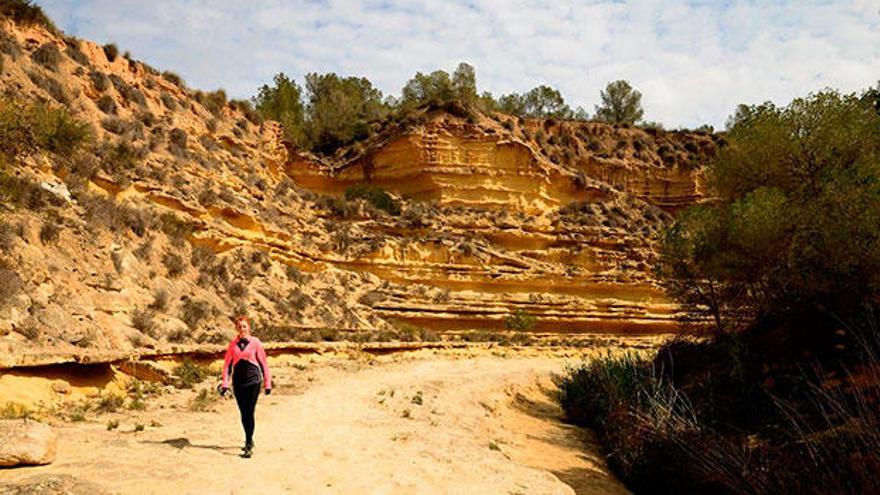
[559,88,880,494]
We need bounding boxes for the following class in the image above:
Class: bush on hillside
[102,43,118,62]
[31,42,61,71]
[344,184,401,216]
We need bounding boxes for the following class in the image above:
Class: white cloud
[38,0,880,128]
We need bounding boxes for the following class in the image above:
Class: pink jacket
[221,336,272,390]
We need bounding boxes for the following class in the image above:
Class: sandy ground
[0,348,630,494]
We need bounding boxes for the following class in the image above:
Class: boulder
[0,473,108,495]
[0,420,57,467]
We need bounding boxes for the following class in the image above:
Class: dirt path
[0,351,628,494]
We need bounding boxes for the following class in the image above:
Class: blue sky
[40,0,880,128]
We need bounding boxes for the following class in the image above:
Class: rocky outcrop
[0,420,57,467]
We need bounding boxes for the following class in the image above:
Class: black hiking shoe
[241,441,254,458]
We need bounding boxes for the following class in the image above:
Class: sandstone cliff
[0,18,720,367]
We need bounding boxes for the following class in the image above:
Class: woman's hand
[218,384,229,397]
[264,388,272,395]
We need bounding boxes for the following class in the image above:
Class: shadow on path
[141,437,241,456]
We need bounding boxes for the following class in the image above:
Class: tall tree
[254,72,306,145]
[451,62,478,105]
[595,80,644,125]
[656,90,880,332]
[304,73,387,154]
[400,70,455,109]
[495,86,572,119]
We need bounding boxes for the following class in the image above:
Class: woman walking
[219,316,272,458]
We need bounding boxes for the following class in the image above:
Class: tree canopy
[656,89,880,331]
[252,64,654,154]
[594,80,643,125]
[304,73,387,154]
[254,72,306,145]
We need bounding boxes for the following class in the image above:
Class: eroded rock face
[282,114,712,332]
[0,18,720,366]
[0,420,57,467]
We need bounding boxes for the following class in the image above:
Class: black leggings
[233,383,261,445]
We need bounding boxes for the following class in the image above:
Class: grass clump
[189,388,218,411]
[30,42,61,70]
[180,298,211,330]
[0,402,32,419]
[344,184,401,216]
[504,309,536,331]
[96,94,117,115]
[173,359,211,389]
[131,307,157,337]
[162,251,186,277]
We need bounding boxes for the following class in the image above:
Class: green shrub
[64,43,89,66]
[504,309,536,331]
[344,184,401,215]
[94,392,124,413]
[131,307,157,336]
[102,43,118,62]
[0,98,90,159]
[39,214,62,243]
[657,90,880,332]
[202,89,227,116]
[89,70,109,92]
[161,71,184,87]
[162,252,186,277]
[189,387,218,411]
[31,42,61,70]
[180,298,211,330]
[173,359,210,388]
[27,70,67,104]
[96,95,117,115]
[0,402,32,419]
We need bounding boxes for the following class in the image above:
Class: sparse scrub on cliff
[39,212,62,243]
[162,70,184,87]
[96,94,117,115]
[27,70,68,104]
[162,251,187,277]
[201,89,227,116]
[102,43,119,62]
[64,41,89,66]
[131,307,157,337]
[180,297,212,330]
[31,42,62,71]
[0,0,57,31]
[89,70,110,92]
[504,309,536,331]
[168,127,188,157]
[344,184,401,216]
[109,74,147,106]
